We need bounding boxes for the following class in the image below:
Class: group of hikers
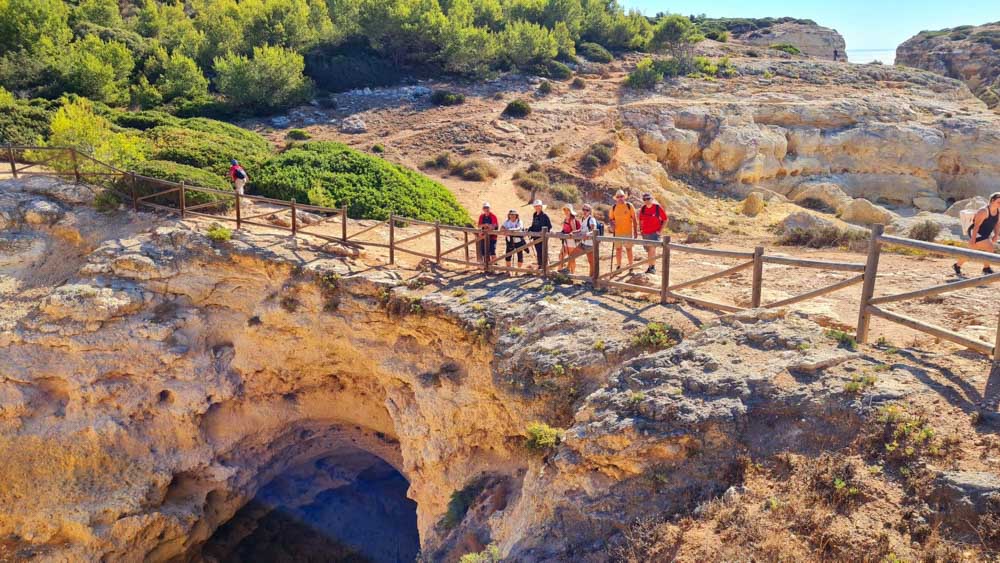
[474,190,669,275]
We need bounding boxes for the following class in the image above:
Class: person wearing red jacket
[229,159,249,195]
[638,192,668,274]
[476,202,498,264]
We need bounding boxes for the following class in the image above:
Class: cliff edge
[897,23,1000,109]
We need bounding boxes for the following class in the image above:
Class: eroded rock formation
[897,23,1000,109]
[734,22,847,61]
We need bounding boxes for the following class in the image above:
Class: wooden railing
[4,145,999,362]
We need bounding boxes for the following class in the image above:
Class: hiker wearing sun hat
[559,204,582,274]
[639,192,668,274]
[526,199,552,269]
[502,208,527,267]
[609,189,638,270]
[476,202,498,264]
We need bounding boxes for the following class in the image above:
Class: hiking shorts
[234,178,247,195]
[641,233,660,242]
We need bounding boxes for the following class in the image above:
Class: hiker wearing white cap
[527,200,552,269]
[476,202,498,264]
[639,193,668,274]
[609,190,638,270]
[559,204,582,274]
[502,208,526,268]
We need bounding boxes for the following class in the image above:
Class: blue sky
[622,1,1000,50]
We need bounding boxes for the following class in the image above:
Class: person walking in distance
[609,190,638,271]
[527,200,552,270]
[638,193,668,274]
[229,159,248,195]
[954,192,1000,276]
[477,202,498,264]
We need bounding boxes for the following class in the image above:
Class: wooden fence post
[751,246,764,308]
[235,192,242,229]
[341,206,348,241]
[290,198,297,236]
[435,221,441,265]
[464,231,470,264]
[484,230,492,275]
[388,213,395,265]
[70,149,80,183]
[129,172,137,212]
[591,231,600,286]
[179,181,186,218]
[856,224,884,344]
[6,144,16,179]
[541,228,549,278]
[660,236,670,304]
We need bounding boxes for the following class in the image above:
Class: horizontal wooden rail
[346,220,389,240]
[765,274,864,309]
[869,271,1000,306]
[668,243,755,259]
[666,260,753,292]
[394,227,437,246]
[879,235,1000,266]
[761,255,865,272]
[867,306,993,355]
[668,291,745,313]
[603,279,660,295]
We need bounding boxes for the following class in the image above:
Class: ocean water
[847,48,896,65]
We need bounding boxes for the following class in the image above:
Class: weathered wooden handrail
[879,234,1000,266]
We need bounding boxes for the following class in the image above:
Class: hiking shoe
[984,267,995,275]
[953,263,962,276]
[646,266,655,274]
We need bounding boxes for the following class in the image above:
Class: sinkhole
[199,446,419,563]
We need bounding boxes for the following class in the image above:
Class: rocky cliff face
[623,59,1000,218]
[897,23,1000,109]
[734,22,847,61]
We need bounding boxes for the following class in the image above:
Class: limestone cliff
[733,22,847,61]
[2,179,1000,561]
[897,23,1000,109]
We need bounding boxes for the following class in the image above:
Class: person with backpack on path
[229,159,249,195]
[559,204,582,275]
[609,189,639,271]
[638,192,668,274]
[954,192,1000,276]
[476,202,498,264]
[576,203,599,274]
[501,209,526,269]
[527,200,552,270]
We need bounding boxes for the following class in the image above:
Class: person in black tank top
[954,192,1000,276]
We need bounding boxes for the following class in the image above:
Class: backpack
[234,167,247,180]
[584,215,604,236]
[641,203,667,230]
[960,209,977,236]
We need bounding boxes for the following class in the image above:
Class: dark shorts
[642,233,660,243]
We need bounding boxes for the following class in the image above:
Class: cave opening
[200,446,419,563]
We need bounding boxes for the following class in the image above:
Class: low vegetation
[440,479,486,530]
[254,142,470,225]
[571,77,586,89]
[538,80,553,95]
[286,129,311,141]
[779,226,868,249]
[131,159,232,208]
[825,328,858,351]
[908,220,941,242]
[633,322,681,349]
[581,140,615,171]
[459,545,502,563]
[578,42,614,63]
[770,43,802,55]
[503,99,532,118]
[525,422,563,451]
[450,159,498,182]
[430,90,465,106]
[205,223,232,242]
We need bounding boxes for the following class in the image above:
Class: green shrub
[547,143,568,157]
[503,99,531,118]
[571,77,586,89]
[549,183,580,203]
[525,422,562,451]
[908,220,941,242]
[451,158,498,181]
[578,42,613,63]
[581,140,615,171]
[633,322,681,349]
[538,59,572,80]
[206,223,232,242]
[0,101,52,145]
[423,152,452,170]
[626,58,663,90]
[254,142,470,225]
[513,170,549,192]
[93,189,122,212]
[826,329,858,351]
[286,129,311,140]
[430,90,465,106]
[440,480,485,529]
[770,43,802,55]
[146,121,269,175]
[538,80,553,95]
[213,45,313,114]
[371,143,384,153]
[109,110,179,131]
[779,226,868,249]
[460,545,502,563]
[131,159,232,209]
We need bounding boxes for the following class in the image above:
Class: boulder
[789,181,853,213]
[41,284,144,323]
[779,211,835,233]
[110,254,173,280]
[889,213,964,241]
[21,199,64,226]
[741,192,766,216]
[340,116,367,134]
[840,198,897,225]
[270,116,291,128]
[930,470,1000,524]
[945,197,987,218]
[913,196,948,213]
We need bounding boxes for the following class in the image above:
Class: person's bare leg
[626,246,634,267]
[957,240,994,268]
[615,245,623,269]
[647,244,657,266]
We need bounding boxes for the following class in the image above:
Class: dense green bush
[440,480,486,530]
[108,110,179,131]
[146,121,269,176]
[538,80,553,95]
[213,45,313,114]
[571,77,586,89]
[430,90,465,106]
[549,183,581,203]
[581,140,615,171]
[254,142,469,225]
[770,43,802,55]
[503,99,532,118]
[537,60,572,80]
[286,129,311,140]
[525,422,562,450]
[131,159,232,209]
[0,101,53,145]
[625,58,663,89]
[577,42,613,63]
